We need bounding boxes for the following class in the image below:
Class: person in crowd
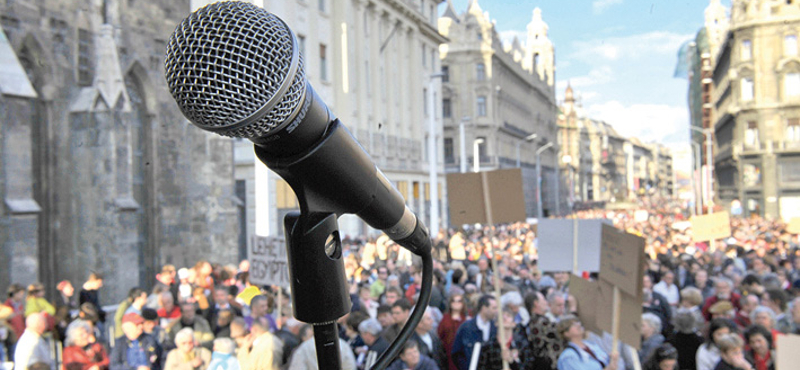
[80,273,106,324]
[410,308,446,370]
[24,283,55,323]
[743,325,774,370]
[713,334,752,370]
[643,275,672,337]
[62,321,110,370]
[142,308,168,349]
[691,270,715,301]
[149,266,178,309]
[356,285,378,319]
[641,343,678,370]
[668,310,703,370]
[438,292,468,370]
[477,307,520,370]
[749,306,781,344]
[555,315,618,370]
[115,288,148,339]
[545,292,567,324]
[452,295,498,370]
[776,296,800,334]
[382,287,402,307]
[212,309,234,339]
[164,328,212,370]
[167,302,214,350]
[273,318,301,368]
[206,338,239,370]
[382,299,411,343]
[371,266,389,301]
[653,271,680,310]
[55,280,78,342]
[760,290,787,325]
[14,313,52,370]
[205,287,241,333]
[676,287,705,333]
[521,290,561,370]
[640,313,665,362]
[734,295,759,329]
[387,340,439,370]
[237,317,282,370]
[157,292,181,325]
[244,295,277,333]
[109,313,163,370]
[5,283,27,340]
[287,323,356,370]
[696,318,737,370]
[702,278,741,321]
[359,318,390,370]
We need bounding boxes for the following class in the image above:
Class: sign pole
[611,285,621,356]
[277,286,283,328]
[480,172,510,370]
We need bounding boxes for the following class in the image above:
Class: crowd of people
[1,198,800,370]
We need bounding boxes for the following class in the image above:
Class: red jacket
[3,299,25,339]
[62,343,110,370]
[701,293,741,321]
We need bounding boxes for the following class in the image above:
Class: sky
[443,0,729,174]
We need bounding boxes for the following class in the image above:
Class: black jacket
[110,333,163,370]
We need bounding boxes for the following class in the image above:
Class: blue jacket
[109,333,163,370]
[451,317,497,370]
[386,354,440,370]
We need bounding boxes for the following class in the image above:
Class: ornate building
[711,0,800,219]
[0,0,240,302]
[438,0,560,218]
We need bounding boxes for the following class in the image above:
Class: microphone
[164,1,429,253]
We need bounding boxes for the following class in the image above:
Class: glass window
[297,35,306,57]
[476,63,485,81]
[78,29,93,86]
[320,44,328,81]
[785,73,800,98]
[477,96,487,116]
[442,98,451,118]
[423,88,428,116]
[444,138,454,163]
[745,121,759,148]
[743,163,761,187]
[318,0,325,12]
[786,35,797,56]
[422,45,427,68]
[442,66,449,83]
[787,118,800,142]
[741,77,754,101]
[741,39,752,61]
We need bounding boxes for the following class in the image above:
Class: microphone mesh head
[165,1,306,139]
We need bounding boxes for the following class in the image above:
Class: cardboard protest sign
[537,219,611,273]
[596,279,642,349]
[787,218,800,235]
[634,210,649,222]
[446,169,526,226]
[599,224,645,296]
[776,334,800,370]
[249,235,290,287]
[690,212,731,242]
[568,274,600,335]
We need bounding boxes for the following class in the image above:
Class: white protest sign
[537,219,611,272]
[249,235,290,288]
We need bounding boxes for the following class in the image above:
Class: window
[745,121,759,148]
[741,39,752,61]
[444,138,454,163]
[533,53,540,69]
[318,0,325,12]
[477,96,487,116]
[442,98,451,118]
[431,50,436,71]
[476,63,485,81]
[477,31,483,41]
[365,61,371,95]
[422,45,427,68]
[786,35,798,56]
[320,44,328,81]
[423,88,428,116]
[787,118,800,142]
[442,66,449,82]
[430,4,435,24]
[741,77,754,101]
[297,35,306,57]
[786,73,800,98]
[78,28,93,86]
[476,136,487,159]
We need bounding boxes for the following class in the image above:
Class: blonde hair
[680,287,703,306]
[716,333,744,353]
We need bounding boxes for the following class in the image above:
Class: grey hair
[642,312,662,334]
[500,291,523,308]
[64,321,91,346]
[358,318,383,336]
[546,291,566,304]
[213,337,236,354]
[175,327,195,344]
[750,305,776,326]
[714,276,734,289]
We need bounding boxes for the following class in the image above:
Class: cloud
[570,31,693,62]
[557,66,615,92]
[584,101,689,145]
[499,30,527,49]
[592,0,623,14]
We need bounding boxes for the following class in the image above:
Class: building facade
[232,0,449,243]
[0,0,240,302]
[438,0,560,218]
[711,0,800,220]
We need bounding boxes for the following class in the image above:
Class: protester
[696,319,737,370]
[236,317,282,370]
[63,321,110,370]
[386,340,439,370]
[555,315,618,370]
[14,313,52,370]
[713,334,752,370]
[451,295,498,370]
[206,338,239,370]
[358,318,389,370]
[743,325,773,370]
[164,328,211,370]
[438,292,468,370]
[640,343,678,370]
[109,313,163,370]
[668,310,703,370]
[80,273,106,324]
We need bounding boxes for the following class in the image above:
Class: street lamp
[690,141,703,216]
[473,138,484,173]
[516,133,538,168]
[428,72,445,235]
[536,141,554,219]
[459,116,471,173]
[690,126,714,212]
[563,154,574,209]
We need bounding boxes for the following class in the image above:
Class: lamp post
[459,116,470,173]
[691,141,702,216]
[536,141,554,219]
[516,134,538,168]
[427,72,445,234]
[473,138,484,173]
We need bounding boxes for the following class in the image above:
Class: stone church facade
[0,0,239,303]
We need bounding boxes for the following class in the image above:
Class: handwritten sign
[249,235,290,288]
[690,212,731,242]
[777,334,800,370]
[599,224,645,296]
[568,274,600,335]
[787,218,800,234]
[634,210,649,223]
[538,219,611,272]
[446,169,526,226]
[596,279,642,349]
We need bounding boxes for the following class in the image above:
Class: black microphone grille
[165,1,306,139]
